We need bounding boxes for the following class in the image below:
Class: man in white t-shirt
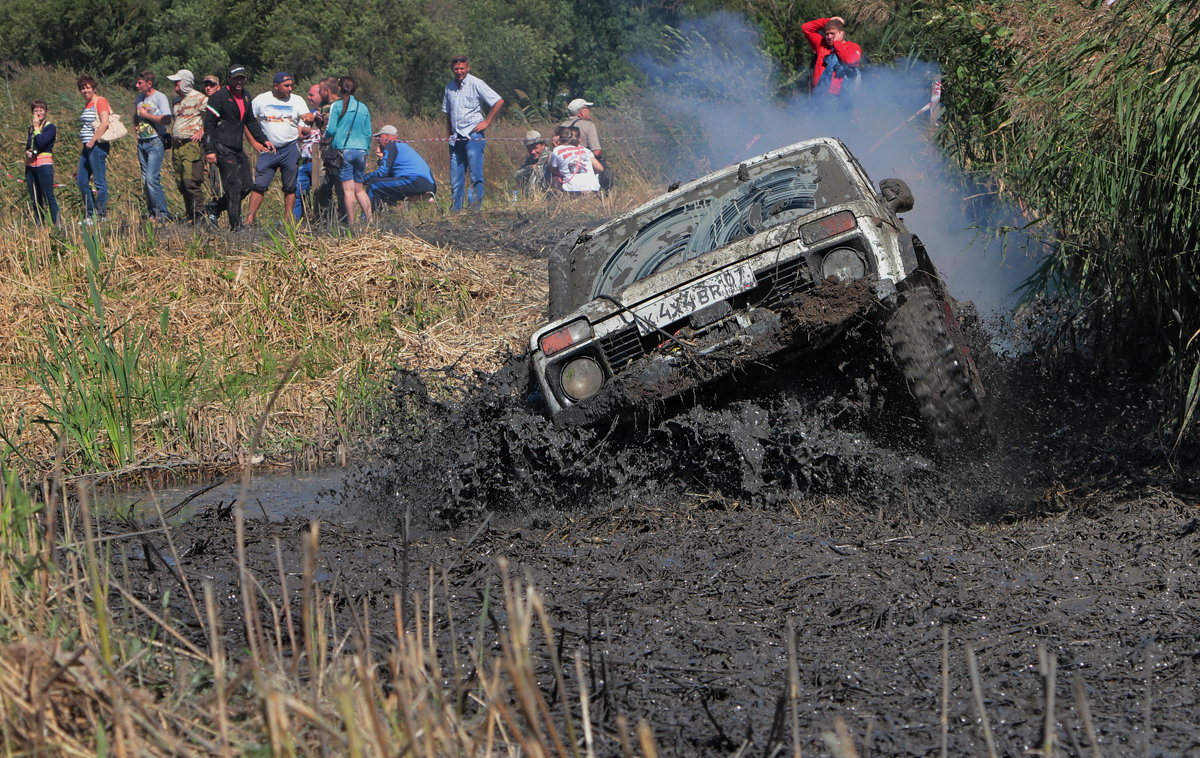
[245,72,312,224]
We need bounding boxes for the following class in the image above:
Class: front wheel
[885,286,990,451]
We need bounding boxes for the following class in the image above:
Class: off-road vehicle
[529,137,987,446]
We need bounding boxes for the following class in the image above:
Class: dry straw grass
[0,224,547,477]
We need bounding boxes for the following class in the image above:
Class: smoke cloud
[633,12,1046,317]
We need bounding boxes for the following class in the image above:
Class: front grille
[754,257,812,308]
[598,326,646,371]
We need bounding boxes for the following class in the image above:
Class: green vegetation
[930,0,1200,442]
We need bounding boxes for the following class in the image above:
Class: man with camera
[802,16,862,98]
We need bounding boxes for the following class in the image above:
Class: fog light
[560,357,605,401]
[821,247,866,280]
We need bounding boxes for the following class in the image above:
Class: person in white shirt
[548,125,603,194]
[245,72,312,224]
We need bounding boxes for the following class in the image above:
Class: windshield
[591,140,866,299]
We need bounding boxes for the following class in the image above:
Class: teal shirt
[326,96,372,150]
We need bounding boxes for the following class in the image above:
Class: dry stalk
[965,647,999,758]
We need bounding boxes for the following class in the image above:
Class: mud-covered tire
[886,286,989,451]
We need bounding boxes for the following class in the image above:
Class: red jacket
[802,18,862,96]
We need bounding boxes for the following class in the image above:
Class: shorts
[339,148,367,183]
[253,140,300,194]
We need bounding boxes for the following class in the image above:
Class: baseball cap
[567,98,593,115]
[167,69,194,84]
[273,72,294,85]
[373,125,399,137]
[522,129,544,147]
[227,64,248,79]
[202,75,221,86]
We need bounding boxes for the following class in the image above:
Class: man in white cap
[364,125,436,205]
[560,98,601,159]
[168,69,208,223]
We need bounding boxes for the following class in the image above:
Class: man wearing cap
[513,130,550,196]
[168,69,207,223]
[203,64,272,231]
[364,125,436,206]
[244,72,311,225]
[442,55,503,211]
[560,99,601,158]
[561,98,609,190]
[134,70,173,221]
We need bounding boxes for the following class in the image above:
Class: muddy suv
[529,137,987,446]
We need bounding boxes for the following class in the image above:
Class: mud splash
[350,326,1014,531]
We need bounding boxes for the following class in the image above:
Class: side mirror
[880,178,915,214]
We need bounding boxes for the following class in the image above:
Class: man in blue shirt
[365,125,436,205]
[441,56,503,211]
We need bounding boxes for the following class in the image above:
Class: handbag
[99,114,127,142]
[320,139,344,170]
[320,98,362,170]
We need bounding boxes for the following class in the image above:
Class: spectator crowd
[20,16,858,229]
[20,54,612,230]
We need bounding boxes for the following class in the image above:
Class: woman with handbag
[77,74,112,222]
[25,100,60,225]
[324,76,373,225]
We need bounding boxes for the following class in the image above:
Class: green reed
[29,231,202,471]
[931,0,1200,443]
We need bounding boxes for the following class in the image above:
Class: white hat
[167,69,194,84]
[373,125,399,136]
[523,129,544,147]
[567,98,593,115]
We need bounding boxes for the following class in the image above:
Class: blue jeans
[294,160,312,220]
[137,137,170,219]
[339,149,368,183]
[77,142,110,218]
[448,131,486,211]
[26,165,60,224]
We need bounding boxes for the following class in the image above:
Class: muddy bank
[106,480,1199,755]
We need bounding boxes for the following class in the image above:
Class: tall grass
[929,0,1200,443]
[0,224,546,481]
[0,467,655,756]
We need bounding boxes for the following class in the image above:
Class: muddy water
[97,468,350,522]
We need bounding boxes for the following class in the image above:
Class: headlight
[821,247,866,281]
[560,357,605,401]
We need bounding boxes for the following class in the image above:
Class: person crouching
[365,125,436,205]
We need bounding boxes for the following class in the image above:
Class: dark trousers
[367,175,436,204]
[208,144,252,229]
[25,165,59,224]
[313,158,347,224]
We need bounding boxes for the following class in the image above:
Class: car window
[591,142,865,299]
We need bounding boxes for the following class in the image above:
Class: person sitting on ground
[801,16,862,98]
[513,129,550,196]
[364,125,436,205]
[548,125,603,195]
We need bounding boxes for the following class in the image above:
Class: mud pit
[110,212,1200,755]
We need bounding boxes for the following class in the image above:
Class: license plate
[632,264,757,334]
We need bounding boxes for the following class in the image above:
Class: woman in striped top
[25,100,59,225]
[77,74,111,221]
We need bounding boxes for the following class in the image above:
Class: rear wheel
[886,286,989,451]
